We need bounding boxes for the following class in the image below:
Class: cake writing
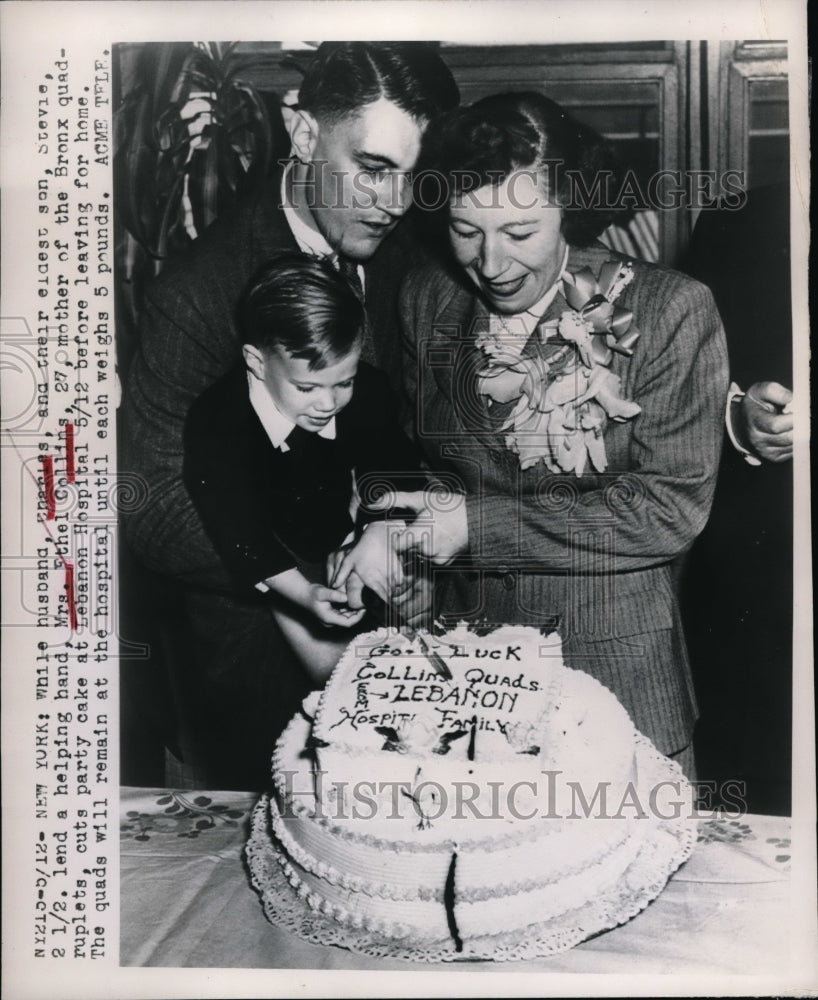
[390,682,520,710]
[326,634,547,743]
[330,683,534,737]
[355,662,539,688]
[367,643,525,662]
[342,680,524,717]
[328,707,518,735]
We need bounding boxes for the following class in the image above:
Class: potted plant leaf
[113,41,284,372]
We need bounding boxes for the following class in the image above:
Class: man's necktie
[335,254,376,364]
[336,254,365,302]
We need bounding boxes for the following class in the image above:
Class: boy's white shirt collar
[281,162,365,290]
[247,372,336,451]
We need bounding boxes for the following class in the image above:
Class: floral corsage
[476,261,641,475]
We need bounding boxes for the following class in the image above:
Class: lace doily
[245,734,695,963]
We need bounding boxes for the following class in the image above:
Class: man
[679,183,793,813]
[119,42,458,789]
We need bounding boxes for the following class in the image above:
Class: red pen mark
[36,517,80,632]
[65,423,75,483]
[41,455,56,520]
[64,562,78,631]
[6,433,80,631]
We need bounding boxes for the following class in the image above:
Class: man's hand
[340,570,367,611]
[325,531,355,589]
[740,382,793,463]
[330,521,405,604]
[369,490,469,565]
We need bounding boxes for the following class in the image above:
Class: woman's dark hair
[240,251,364,369]
[298,42,460,126]
[422,91,625,245]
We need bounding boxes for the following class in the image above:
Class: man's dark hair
[298,42,460,126]
[240,251,364,370]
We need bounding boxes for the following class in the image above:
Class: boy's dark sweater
[183,361,426,594]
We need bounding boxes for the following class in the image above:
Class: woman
[335,92,729,776]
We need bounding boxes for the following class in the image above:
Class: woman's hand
[391,570,435,629]
[369,490,469,565]
[330,521,405,603]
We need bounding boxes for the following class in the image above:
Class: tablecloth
[120,787,793,972]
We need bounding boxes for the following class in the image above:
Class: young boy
[183,251,423,681]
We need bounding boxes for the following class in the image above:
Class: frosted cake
[247,624,693,957]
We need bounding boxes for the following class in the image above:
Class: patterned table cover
[120,786,793,972]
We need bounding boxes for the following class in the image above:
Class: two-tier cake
[247,624,695,960]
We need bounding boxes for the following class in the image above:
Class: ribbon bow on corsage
[555,261,641,366]
[476,260,642,476]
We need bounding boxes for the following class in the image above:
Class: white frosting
[268,625,650,947]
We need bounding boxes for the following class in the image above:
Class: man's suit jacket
[182,362,423,595]
[678,185,792,809]
[400,243,729,754]
[120,168,425,590]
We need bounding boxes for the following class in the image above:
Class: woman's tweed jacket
[400,242,729,755]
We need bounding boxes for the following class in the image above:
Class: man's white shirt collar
[248,372,336,452]
[281,162,364,290]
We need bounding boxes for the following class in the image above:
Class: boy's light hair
[240,251,364,370]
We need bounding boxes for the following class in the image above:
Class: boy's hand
[263,566,365,629]
[307,584,367,628]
